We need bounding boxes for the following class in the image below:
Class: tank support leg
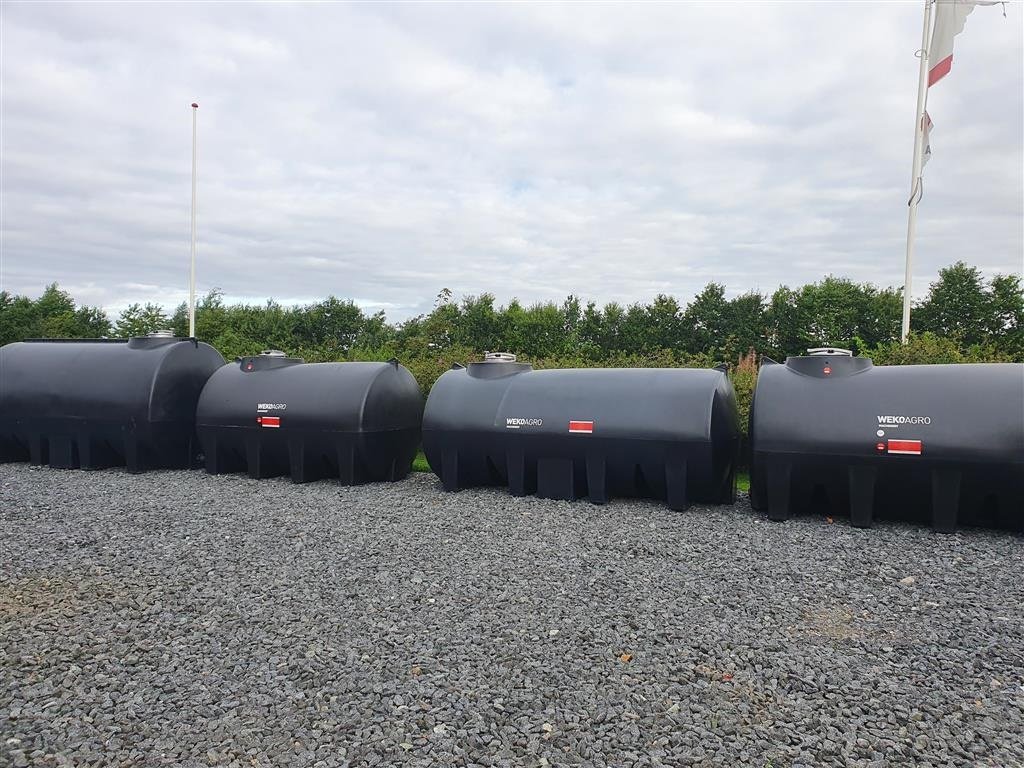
[49,436,76,469]
[246,441,262,479]
[77,434,94,470]
[665,458,688,511]
[1005,485,1024,534]
[538,458,575,501]
[507,449,527,496]
[721,465,737,505]
[124,435,142,473]
[441,451,459,491]
[586,455,607,505]
[848,465,877,529]
[28,435,47,466]
[289,441,307,483]
[205,438,221,474]
[186,435,200,469]
[931,469,961,534]
[0,438,20,463]
[337,443,356,485]
[1003,476,1024,534]
[766,458,792,521]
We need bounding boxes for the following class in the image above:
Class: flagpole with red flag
[902,0,934,343]
[902,0,1003,342]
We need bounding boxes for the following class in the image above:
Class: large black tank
[195,352,422,484]
[0,333,225,472]
[749,349,1024,532]
[422,353,740,509]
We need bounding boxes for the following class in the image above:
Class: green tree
[4,260,1016,377]
[645,294,685,352]
[763,286,803,360]
[597,302,625,352]
[986,273,1024,359]
[73,306,113,338]
[34,283,80,338]
[857,286,902,350]
[193,290,232,344]
[683,283,729,357]
[914,261,990,345]
[454,294,500,352]
[0,292,39,344]
[722,292,766,362]
[115,303,171,338]
[797,277,865,349]
[618,303,651,355]
[17,283,112,339]
[296,296,367,353]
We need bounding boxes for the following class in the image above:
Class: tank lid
[786,353,872,377]
[807,347,852,356]
[240,352,304,371]
[147,329,177,338]
[482,351,517,362]
[467,353,532,378]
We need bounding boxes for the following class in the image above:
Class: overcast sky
[1,2,1021,321]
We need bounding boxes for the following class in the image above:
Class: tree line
[2,261,1021,397]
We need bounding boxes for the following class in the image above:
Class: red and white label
[887,438,921,455]
[258,416,281,428]
[568,420,593,434]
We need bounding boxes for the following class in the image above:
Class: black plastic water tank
[195,352,422,483]
[0,333,225,472]
[422,353,740,509]
[749,349,1024,532]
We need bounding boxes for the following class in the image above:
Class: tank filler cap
[807,347,853,356]
[259,349,288,357]
[482,351,517,362]
[147,329,177,338]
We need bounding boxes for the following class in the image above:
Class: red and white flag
[929,0,1002,87]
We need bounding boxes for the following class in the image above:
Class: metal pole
[902,0,933,342]
[189,102,199,338]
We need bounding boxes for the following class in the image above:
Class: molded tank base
[0,420,200,473]
[201,427,419,484]
[427,431,737,510]
[752,452,1024,533]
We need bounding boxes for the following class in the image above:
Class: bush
[731,350,758,462]
[862,332,1012,365]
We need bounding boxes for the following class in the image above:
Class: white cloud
[1,1,1020,324]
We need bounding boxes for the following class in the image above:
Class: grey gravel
[1,464,1022,768]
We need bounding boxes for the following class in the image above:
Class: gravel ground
[1,464,1022,768]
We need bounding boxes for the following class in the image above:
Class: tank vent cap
[259,349,288,357]
[147,329,176,338]
[483,351,517,362]
[807,347,853,356]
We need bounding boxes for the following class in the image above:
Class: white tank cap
[807,347,853,356]
[482,351,517,362]
[147,329,176,338]
[259,349,288,357]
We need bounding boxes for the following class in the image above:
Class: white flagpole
[902,0,934,342]
[189,102,199,338]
